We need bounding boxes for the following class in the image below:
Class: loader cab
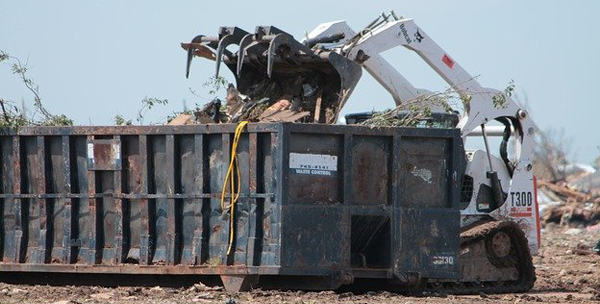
[345,111,459,129]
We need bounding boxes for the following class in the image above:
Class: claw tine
[185,35,205,78]
[237,34,254,75]
[267,34,286,78]
[186,47,194,78]
[215,34,234,78]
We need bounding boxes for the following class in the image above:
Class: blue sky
[1,1,598,164]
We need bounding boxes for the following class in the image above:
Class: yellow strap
[221,121,249,255]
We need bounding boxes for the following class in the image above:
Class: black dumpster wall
[0,123,464,287]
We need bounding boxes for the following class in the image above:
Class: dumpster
[0,122,464,291]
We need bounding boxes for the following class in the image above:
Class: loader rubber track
[426,220,536,294]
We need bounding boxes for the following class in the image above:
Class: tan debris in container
[259,99,292,120]
[261,110,310,122]
[167,114,194,125]
[226,84,244,119]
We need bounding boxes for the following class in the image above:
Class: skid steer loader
[182,12,539,293]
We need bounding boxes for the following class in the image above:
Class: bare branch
[0,50,73,127]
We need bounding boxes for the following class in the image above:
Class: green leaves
[11,63,27,75]
[114,114,132,126]
[136,96,169,124]
[202,75,228,95]
[141,97,169,109]
[0,51,9,62]
[40,114,74,126]
[492,80,515,110]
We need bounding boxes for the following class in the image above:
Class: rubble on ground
[570,170,600,197]
[2,226,600,303]
[538,176,600,227]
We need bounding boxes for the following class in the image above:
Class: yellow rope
[221,121,249,255]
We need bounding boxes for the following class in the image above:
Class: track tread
[427,220,536,295]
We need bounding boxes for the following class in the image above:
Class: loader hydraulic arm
[341,17,535,168]
[304,20,429,105]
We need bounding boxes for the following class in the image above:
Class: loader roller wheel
[485,230,516,268]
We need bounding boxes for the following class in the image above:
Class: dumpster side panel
[0,125,282,274]
[0,123,462,285]
[279,124,462,281]
[395,134,461,279]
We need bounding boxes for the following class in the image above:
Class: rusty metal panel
[177,134,200,265]
[207,133,227,265]
[60,135,72,263]
[138,135,151,265]
[45,136,68,263]
[350,135,391,205]
[72,135,91,264]
[398,137,452,208]
[87,139,122,171]
[0,137,15,262]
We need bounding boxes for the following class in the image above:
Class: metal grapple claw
[236,26,284,76]
[265,33,312,78]
[236,33,255,75]
[183,27,247,79]
[215,27,249,78]
[182,25,363,123]
[183,35,219,78]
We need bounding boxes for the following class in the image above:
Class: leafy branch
[202,75,228,95]
[359,86,459,128]
[492,80,515,110]
[136,97,169,124]
[359,80,517,128]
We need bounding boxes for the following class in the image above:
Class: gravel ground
[0,225,598,304]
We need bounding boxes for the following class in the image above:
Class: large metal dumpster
[0,122,464,291]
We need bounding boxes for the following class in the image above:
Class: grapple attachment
[182,26,362,123]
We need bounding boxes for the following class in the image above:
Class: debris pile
[539,178,600,227]
[168,83,327,125]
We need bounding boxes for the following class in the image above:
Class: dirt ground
[0,225,598,304]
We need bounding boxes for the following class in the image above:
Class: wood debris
[259,99,291,120]
[167,113,193,125]
[166,83,319,125]
[539,179,600,226]
[260,110,310,122]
